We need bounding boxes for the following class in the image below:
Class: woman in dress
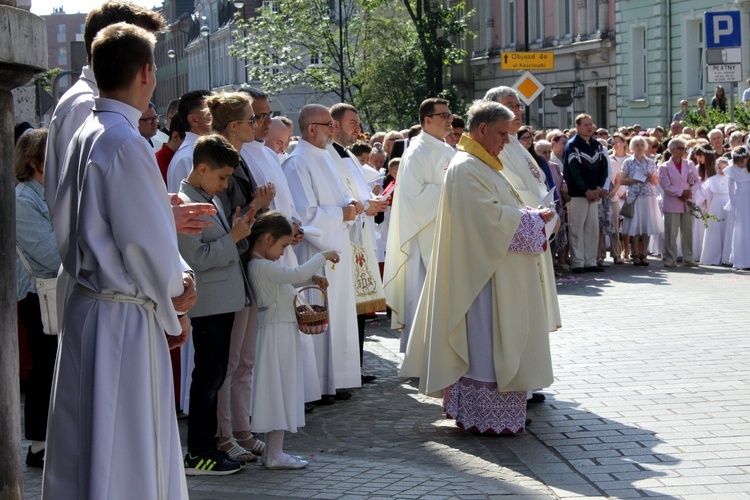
[700,157,733,265]
[620,136,663,265]
[689,142,716,262]
[15,128,61,468]
[608,134,629,264]
[725,146,750,269]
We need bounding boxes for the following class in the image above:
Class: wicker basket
[294,285,329,335]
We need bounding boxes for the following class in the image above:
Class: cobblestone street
[21,260,750,498]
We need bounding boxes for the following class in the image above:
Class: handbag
[16,245,59,335]
[620,184,642,219]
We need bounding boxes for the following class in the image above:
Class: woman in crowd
[620,136,663,265]
[725,146,750,269]
[208,91,273,461]
[701,157,733,266]
[712,85,728,112]
[607,134,629,264]
[15,128,61,468]
[689,142,716,261]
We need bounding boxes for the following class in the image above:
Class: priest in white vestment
[401,101,555,435]
[327,103,389,383]
[485,86,562,333]
[284,104,362,394]
[241,91,322,404]
[43,25,189,499]
[383,98,456,352]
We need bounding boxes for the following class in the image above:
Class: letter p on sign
[706,11,741,49]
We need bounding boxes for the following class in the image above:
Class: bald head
[299,104,333,148]
[266,117,292,154]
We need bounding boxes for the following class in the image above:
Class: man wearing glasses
[384,98,456,353]
[139,102,163,150]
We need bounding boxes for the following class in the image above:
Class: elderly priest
[400,101,556,435]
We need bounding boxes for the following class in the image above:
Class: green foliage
[34,68,64,92]
[681,104,750,130]
[230,0,472,131]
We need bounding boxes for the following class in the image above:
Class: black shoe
[571,267,585,274]
[184,449,244,476]
[312,395,336,405]
[361,375,377,384]
[528,392,546,404]
[333,390,352,400]
[26,446,44,468]
[525,418,533,427]
[584,265,606,272]
[304,403,315,414]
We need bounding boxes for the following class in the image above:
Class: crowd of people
[12,1,750,498]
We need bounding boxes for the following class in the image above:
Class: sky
[30,0,160,16]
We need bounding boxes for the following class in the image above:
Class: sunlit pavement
[22,258,750,498]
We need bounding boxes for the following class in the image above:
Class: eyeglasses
[518,134,532,140]
[427,112,453,120]
[255,112,272,122]
[139,115,160,124]
[506,103,525,112]
[672,146,686,151]
[310,122,334,129]
[552,135,565,142]
[234,115,258,126]
[387,137,397,142]
[595,132,608,136]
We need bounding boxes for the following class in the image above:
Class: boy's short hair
[91,23,155,93]
[388,157,401,169]
[84,0,164,61]
[192,134,239,171]
[349,140,372,157]
[178,90,212,130]
[168,112,187,140]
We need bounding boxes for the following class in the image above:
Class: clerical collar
[457,134,505,171]
[332,141,349,158]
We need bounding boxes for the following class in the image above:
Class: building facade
[447,0,616,131]
[615,0,750,128]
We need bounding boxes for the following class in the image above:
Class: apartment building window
[262,1,280,13]
[309,52,321,66]
[530,0,543,43]
[587,0,600,36]
[504,0,516,48]
[557,0,572,39]
[630,25,647,100]
[58,46,68,65]
[57,24,66,43]
[683,18,704,98]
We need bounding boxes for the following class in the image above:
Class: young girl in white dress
[700,157,733,265]
[725,146,750,270]
[247,211,339,469]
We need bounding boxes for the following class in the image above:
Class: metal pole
[339,0,344,101]
[524,0,530,125]
[173,56,179,98]
[730,82,735,123]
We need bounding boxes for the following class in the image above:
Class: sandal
[640,254,649,266]
[218,437,257,463]
[236,434,265,456]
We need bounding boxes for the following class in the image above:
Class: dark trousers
[187,312,234,455]
[19,293,59,442]
[357,314,366,367]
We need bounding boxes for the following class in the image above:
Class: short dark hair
[192,134,239,171]
[178,90,212,131]
[451,116,465,129]
[408,125,422,139]
[166,98,180,117]
[84,0,164,62]
[575,113,592,126]
[419,98,450,125]
[349,140,371,157]
[168,112,187,140]
[330,103,358,122]
[238,86,268,103]
[91,23,155,93]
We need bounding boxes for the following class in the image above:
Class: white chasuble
[499,139,562,332]
[284,139,361,391]
[45,98,188,500]
[383,132,455,351]
[327,143,386,314]
[400,138,553,398]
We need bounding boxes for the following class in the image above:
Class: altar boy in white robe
[44,23,189,499]
[284,104,363,398]
[383,98,456,352]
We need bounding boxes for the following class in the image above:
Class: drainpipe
[666,0,672,125]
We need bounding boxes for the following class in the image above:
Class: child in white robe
[247,211,339,469]
[700,157,732,265]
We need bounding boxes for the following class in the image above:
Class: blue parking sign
[706,11,742,48]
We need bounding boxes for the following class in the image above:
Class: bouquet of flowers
[686,200,722,228]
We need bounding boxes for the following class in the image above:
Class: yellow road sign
[501,51,554,71]
[512,71,545,106]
